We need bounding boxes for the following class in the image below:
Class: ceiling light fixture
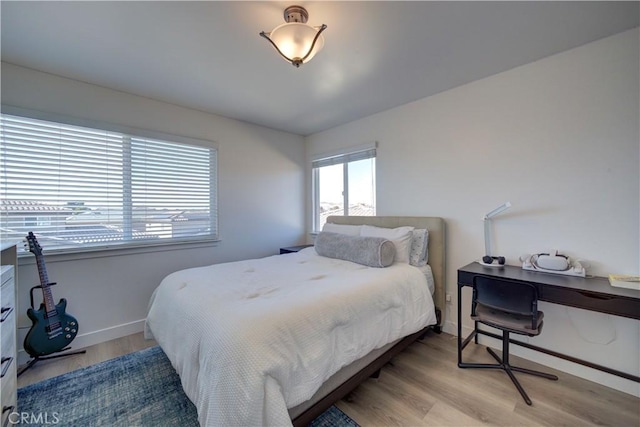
[259,5,327,68]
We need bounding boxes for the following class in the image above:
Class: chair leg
[504,363,532,406]
[487,342,559,381]
[511,365,559,381]
[482,332,557,406]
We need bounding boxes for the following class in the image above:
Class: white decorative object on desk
[520,252,586,277]
[609,275,640,291]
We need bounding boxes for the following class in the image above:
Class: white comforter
[145,247,436,426]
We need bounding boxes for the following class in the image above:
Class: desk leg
[474,320,479,344]
[458,282,480,366]
[457,282,463,366]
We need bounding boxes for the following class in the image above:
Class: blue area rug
[18,346,358,426]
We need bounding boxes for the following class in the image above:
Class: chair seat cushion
[472,304,544,336]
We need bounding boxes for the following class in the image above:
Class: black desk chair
[459,276,558,405]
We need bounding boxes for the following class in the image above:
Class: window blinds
[311,148,376,169]
[0,113,218,252]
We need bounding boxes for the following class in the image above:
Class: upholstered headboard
[326,216,446,326]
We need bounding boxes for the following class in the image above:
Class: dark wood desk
[457,262,640,382]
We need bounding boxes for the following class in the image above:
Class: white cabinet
[1,265,16,427]
[1,242,18,427]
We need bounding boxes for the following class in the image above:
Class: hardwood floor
[337,331,639,427]
[18,331,639,426]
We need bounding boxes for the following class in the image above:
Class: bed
[145,216,445,426]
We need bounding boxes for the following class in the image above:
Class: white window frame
[311,145,376,232]
[1,106,219,255]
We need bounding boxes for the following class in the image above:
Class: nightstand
[279,244,314,254]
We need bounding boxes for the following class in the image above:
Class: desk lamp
[480,201,511,266]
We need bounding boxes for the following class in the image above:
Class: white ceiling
[1,1,638,136]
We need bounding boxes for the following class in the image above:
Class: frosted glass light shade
[260,5,327,67]
[268,22,325,64]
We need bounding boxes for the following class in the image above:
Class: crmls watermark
[9,412,60,425]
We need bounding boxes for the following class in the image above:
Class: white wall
[1,63,307,361]
[306,29,639,396]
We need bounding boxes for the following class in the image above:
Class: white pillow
[322,223,362,236]
[410,228,429,267]
[361,225,414,264]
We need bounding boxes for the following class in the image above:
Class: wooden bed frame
[291,216,446,426]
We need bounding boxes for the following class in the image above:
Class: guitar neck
[35,254,57,316]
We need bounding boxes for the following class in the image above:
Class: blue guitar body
[23,232,80,358]
[24,298,78,357]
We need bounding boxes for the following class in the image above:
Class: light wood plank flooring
[18,331,639,426]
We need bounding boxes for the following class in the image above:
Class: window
[0,113,218,253]
[312,148,376,231]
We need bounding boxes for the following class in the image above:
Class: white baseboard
[441,320,473,337]
[17,319,147,366]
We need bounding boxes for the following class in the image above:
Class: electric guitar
[23,232,79,357]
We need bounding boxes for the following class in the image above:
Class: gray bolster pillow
[314,231,396,268]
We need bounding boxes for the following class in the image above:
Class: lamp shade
[268,22,325,64]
